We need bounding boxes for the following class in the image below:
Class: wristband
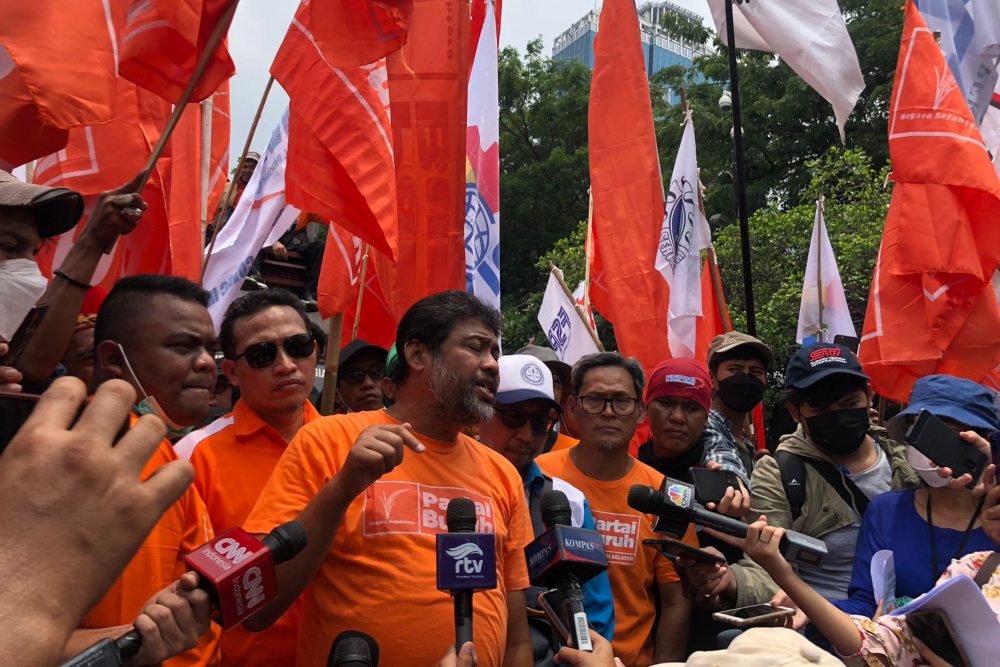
[53,269,92,290]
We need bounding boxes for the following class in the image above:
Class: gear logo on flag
[659,176,697,271]
[547,307,573,357]
[464,181,500,294]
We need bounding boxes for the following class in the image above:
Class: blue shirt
[523,461,615,641]
[834,488,994,617]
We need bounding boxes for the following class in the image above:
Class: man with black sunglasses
[175,288,320,667]
[477,354,614,664]
[334,338,388,413]
[535,352,697,665]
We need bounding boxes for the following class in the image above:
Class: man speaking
[243,291,533,666]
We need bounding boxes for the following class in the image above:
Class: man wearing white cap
[478,354,614,665]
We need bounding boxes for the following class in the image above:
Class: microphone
[436,497,497,652]
[524,490,608,651]
[328,630,379,667]
[627,480,827,566]
[61,521,308,667]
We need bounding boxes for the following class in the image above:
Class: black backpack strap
[801,458,870,517]
[974,552,1000,588]
[775,450,807,522]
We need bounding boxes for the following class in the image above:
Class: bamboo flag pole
[199,97,213,237]
[583,189,595,314]
[200,75,275,282]
[320,313,345,416]
[134,0,240,193]
[351,244,371,339]
[816,195,826,343]
[549,261,604,352]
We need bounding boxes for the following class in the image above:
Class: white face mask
[0,258,48,341]
[907,446,950,488]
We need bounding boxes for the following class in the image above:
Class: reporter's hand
[129,573,211,666]
[770,590,809,630]
[435,641,476,666]
[929,431,995,494]
[334,423,425,500]
[0,342,23,391]
[554,630,616,666]
[675,547,733,604]
[82,173,148,252]
[744,516,793,582]
[272,241,288,259]
[706,474,752,520]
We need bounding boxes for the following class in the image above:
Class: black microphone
[328,630,379,667]
[541,491,594,651]
[61,521,308,667]
[627,480,828,566]
[436,497,497,653]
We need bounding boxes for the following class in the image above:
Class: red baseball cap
[644,358,712,412]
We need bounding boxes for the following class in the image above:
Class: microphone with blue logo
[436,497,497,652]
[524,490,608,652]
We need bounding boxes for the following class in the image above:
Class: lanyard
[926,493,984,579]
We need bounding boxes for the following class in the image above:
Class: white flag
[656,117,712,359]
[707,0,865,141]
[796,200,856,345]
[203,109,300,329]
[538,269,600,365]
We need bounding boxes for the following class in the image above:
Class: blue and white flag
[917,0,1000,125]
[203,109,300,329]
[796,199,856,345]
[538,268,600,365]
[656,116,712,359]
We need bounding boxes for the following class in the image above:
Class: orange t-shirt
[179,399,320,667]
[549,431,579,452]
[535,448,697,667]
[81,433,221,666]
[243,410,534,667]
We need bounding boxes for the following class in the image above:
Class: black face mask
[716,373,766,413]
[804,407,870,456]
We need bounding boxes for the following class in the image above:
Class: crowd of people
[2,171,1000,667]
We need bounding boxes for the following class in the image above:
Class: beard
[429,362,496,426]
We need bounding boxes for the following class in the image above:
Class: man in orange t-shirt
[176,289,321,666]
[536,352,696,667]
[69,275,221,665]
[243,290,533,667]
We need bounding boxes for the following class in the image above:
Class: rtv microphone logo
[447,543,485,575]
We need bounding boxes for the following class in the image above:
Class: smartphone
[906,610,969,667]
[2,304,49,366]
[537,589,572,647]
[643,538,726,565]
[712,603,796,627]
[833,335,859,353]
[905,409,988,489]
[690,467,741,505]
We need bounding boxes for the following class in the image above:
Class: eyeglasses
[232,334,315,369]
[577,395,639,416]
[495,408,558,435]
[339,367,385,386]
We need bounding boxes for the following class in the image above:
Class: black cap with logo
[784,343,870,389]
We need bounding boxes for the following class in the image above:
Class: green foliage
[658,10,712,45]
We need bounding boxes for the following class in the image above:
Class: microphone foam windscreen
[329,630,379,667]
[446,497,478,533]
[540,490,572,527]
[627,484,658,515]
[263,520,309,565]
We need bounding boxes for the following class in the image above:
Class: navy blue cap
[895,375,999,432]
[784,343,869,389]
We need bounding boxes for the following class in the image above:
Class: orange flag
[373,0,470,319]
[118,0,236,103]
[0,2,124,167]
[273,2,399,261]
[33,80,174,294]
[318,227,396,350]
[859,2,1000,400]
[694,252,733,363]
[588,0,669,375]
[309,0,412,67]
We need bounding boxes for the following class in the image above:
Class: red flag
[318,227,396,350]
[587,0,669,375]
[273,3,399,260]
[33,81,174,295]
[469,0,502,60]
[694,252,733,362]
[0,2,124,167]
[858,2,1000,400]
[373,0,470,319]
[309,0,412,67]
[118,0,235,103]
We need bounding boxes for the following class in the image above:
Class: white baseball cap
[496,355,561,411]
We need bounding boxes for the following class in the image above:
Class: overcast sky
[227,0,710,156]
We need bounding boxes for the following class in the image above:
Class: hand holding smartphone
[712,603,796,628]
[905,410,988,489]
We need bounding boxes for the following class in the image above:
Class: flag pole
[200,75,275,282]
[723,0,757,336]
[133,0,240,193]
[816,196,826,343]
[549,261,605,352]
[320,313,344,416]
[351,244,371,339]
[583,189,595,314]
[199,97,213,238]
